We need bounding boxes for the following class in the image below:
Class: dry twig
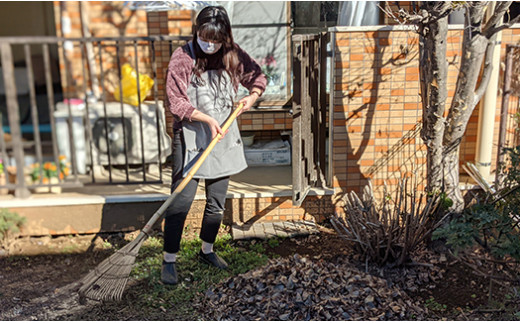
[331,179,445,266]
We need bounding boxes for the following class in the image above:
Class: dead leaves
[198,254,427,320]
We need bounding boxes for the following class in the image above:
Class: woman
[162,5,266,285]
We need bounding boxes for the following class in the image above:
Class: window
[223,1,291,104]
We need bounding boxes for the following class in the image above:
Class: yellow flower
[59,155,67,161]
[43,162,52,170]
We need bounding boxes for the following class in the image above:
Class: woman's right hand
[190,110,227,140]
[205,116,228,140]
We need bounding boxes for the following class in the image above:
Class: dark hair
[192,6,240,86]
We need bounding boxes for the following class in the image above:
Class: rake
[77,103,245,302]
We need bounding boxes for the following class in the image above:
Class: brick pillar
[147,10,194,138]
[147,11,173,137]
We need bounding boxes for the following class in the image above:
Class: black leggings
[163,130,230,254]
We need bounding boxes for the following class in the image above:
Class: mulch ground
[0,226,519,320]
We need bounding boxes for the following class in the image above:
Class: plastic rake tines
[78,234,146,302]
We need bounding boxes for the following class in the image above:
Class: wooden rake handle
[141,102,245,235]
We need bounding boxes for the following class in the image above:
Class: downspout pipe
[475,3,501,181]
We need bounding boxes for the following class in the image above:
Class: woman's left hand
[237,92,259,116]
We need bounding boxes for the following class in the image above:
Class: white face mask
[197,37,222,55]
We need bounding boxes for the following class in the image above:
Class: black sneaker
[198,250,228,269]
[161,261,178,285]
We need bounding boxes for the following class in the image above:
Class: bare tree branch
[377,3,402,25]
[474,34,498,104]
[424,2,454,24]
[382,2,453,28]
[487,14,520,36]
[483,1,512,35]
[418,5,450,192]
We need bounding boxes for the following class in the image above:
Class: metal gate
[496,44,520,189]
[291,33,328,206]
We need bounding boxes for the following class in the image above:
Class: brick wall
[331,25,520,201]
[237,110,292,131]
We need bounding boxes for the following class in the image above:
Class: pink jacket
[165,42,267,130]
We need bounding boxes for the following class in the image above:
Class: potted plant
[30,155,70,193]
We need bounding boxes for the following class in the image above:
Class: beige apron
[182,42,248,179]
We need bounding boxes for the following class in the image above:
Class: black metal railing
[0,35,189,198]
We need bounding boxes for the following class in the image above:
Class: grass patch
[129,233,269,319]
[267,237,281,248]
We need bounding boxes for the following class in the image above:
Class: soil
[1,226,519,320]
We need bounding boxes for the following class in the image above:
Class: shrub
[433,201,520,261]
[433,144,520,283]
[331,180,449,266]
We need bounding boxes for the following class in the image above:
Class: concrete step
[231,220,318,240]
[4,194,167,236]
